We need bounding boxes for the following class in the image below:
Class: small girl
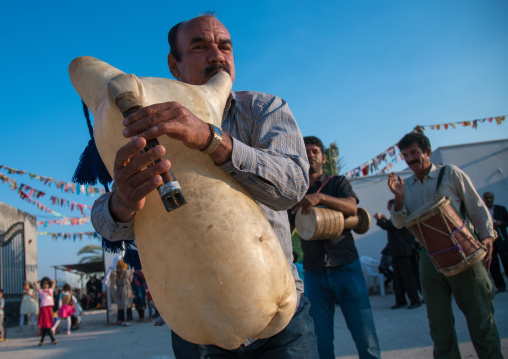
[52,283,77,335]
[34,277,57,346]
[18,281,37,331]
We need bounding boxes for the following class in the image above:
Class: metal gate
[0,221,26,327]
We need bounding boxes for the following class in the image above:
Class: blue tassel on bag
[72,101,112,189]
[123,245,142,270]
[73,100,136,259]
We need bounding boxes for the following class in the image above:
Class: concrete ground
[0,292,507,359]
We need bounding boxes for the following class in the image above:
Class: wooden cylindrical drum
[295,207,344,240]
[405,196,486,276]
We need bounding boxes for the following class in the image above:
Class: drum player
[90,13,320,359]
[289,136,382,359]
[387,132,502,359]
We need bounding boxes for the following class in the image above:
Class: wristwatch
[201,124,223,155]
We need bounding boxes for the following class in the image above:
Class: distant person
[132,270,147,321]
[375,199,421,309]
[0,289,4,343]
[289,136,381,359]
[110,259,133,326]
[34,277,57,346]
[52,283,77,335]
[71,299,84,330]
[378,244,393,288]
[146,289,158,321]
[18,281,37,331]
[483,191,508,293]
[388,132,501,359]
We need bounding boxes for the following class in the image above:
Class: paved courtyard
[0,291,507,358]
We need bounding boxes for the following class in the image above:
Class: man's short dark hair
[303,136,325,154]
[168,12,217,63]
[397,132,431,152]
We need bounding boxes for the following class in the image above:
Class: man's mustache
[408,160,419,165]
[204,63,231,77]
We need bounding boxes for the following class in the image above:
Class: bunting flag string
[0,164,105,197]
[345,114,506,179]
[344,144,401,179]
[0,174,92,216]
[415,115,506,132]
[37,216,91,227]
[37,231,100,241]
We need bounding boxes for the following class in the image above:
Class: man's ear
[168,53,180,80]
[322,154,327,164]
[426,147,432,157]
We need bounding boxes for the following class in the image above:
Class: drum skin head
[353,208,371,234]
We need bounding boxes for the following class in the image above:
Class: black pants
[40,328,55,343]
[490,246,508,290]
[392,256,420,305]
[117,309,125,322]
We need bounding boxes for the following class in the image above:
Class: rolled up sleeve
[91,191,135,242]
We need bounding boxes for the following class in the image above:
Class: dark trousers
[171,295,319,359]
[117,309,125,322]
[490,247,508,290]
[419,252,502,359]
[392,256,420,305]
[40,328,56,343]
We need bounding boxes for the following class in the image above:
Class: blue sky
[1,1,507,279]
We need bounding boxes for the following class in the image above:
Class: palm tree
[77,244,103,263]
[323,142,345,176]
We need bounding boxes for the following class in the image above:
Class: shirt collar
[312,173,329,187]
[222,92,237,123]
[409,163,438,185]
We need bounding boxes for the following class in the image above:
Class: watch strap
[202,124,223,155]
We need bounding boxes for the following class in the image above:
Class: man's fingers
[114,137,147,170]
[126,175,164,206]
[397,176,404,185]
[122,102,176,127]
[122,103,182,138]
[114,138,169,183]
[121,160,169,194]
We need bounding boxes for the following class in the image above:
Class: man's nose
[208,45,225,63]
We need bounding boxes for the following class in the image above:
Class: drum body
[295,207,344,240]
[295,207,370,240]
[406,197,486,276]
[69,57,296,349]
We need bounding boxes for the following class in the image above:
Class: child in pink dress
[34,277,57,346]
[52,283,77,335]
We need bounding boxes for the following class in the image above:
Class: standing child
[0,289,5,342]
[52,283,77,335]
[34,277,57,346]
[18,281,37,331]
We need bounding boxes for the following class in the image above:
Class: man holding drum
[91,14,319,359]
[290,136,381,359]
[388,132,502,359]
